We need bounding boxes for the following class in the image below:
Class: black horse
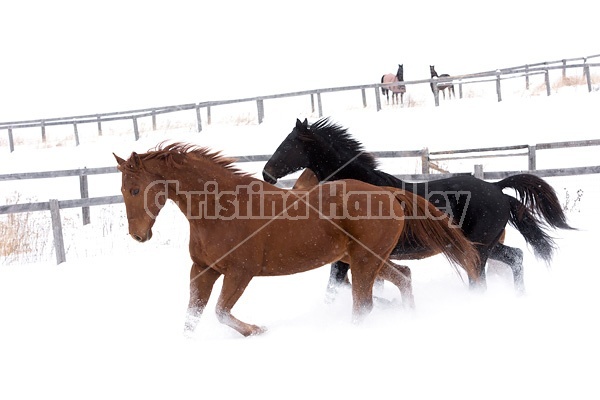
[263,118,573,296]
[430,65,455,100]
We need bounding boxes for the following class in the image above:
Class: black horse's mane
[307,118,380,169]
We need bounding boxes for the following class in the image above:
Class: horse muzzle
[131,229,153,243]
[262,169,278,184]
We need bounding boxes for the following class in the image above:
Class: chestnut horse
[381,64,406,105]
[115,143,480,337]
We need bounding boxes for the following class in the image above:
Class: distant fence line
[2,137,600,265]
[2,54,599,152]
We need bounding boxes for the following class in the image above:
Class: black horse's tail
[494,174,575,263]
[380,75,387,95]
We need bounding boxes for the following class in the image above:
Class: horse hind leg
[325,261,351,303]
[347,251,390,323]
[378,263,415,309]
[489,243,525,294]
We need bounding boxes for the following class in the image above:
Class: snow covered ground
[1,84,600,399]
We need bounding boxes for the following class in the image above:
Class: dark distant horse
[381,64,406,105]
[263,118,574,297]
[430,65,455,99]
[115,142,481,337]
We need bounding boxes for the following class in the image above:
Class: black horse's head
[263,118,312,184]
[397,64,404,81]
[429,65,438,78]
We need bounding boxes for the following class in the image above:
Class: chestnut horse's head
[114,152,168,243]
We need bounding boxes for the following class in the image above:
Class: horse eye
[131,188,140,196]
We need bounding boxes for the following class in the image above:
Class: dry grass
[0,193,50,265]
[403,93,425,108]
[552,73,600,90]
[530,72,600,95]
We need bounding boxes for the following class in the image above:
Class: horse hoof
[183,327,196,339]
[247,325,268,337]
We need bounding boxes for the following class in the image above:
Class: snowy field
[1,82,600,400]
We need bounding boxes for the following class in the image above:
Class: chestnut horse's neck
[142,152,257,218]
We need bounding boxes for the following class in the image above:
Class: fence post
[133,117,139,140]
[458,80,463,99]
[474,164,484,179]
[496,70,502,102]
[8,128,14,153]
[562,59,567,79]
[73,123,80,146]
[79,169,90,225]
[41,120,46,143]
[528,145,537,170]
[374,87,382,112]
[49,199,66,264]
[195,106,202,132]
[316,92,323,117]
[151,110,157,131]
[584,63,592,92]
[310,94,315,113]
[525,65,530,90]
[207,106,212,125]
[432,80,440,106]
[361,88,367,108]
[96,116,102,136]
[256,99,265,124]
[421,148,430,174]
[544,70,551,96]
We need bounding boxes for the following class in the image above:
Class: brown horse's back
[191,179,404,278]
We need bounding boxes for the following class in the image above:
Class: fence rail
[2,54,599,152]
[2,137,600,264]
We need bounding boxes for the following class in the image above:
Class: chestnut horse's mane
[129,142,253,177]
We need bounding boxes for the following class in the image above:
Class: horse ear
[295,118,303,129]
[130,152,144,170]
[302,118,308,128]
[113,153,126,166]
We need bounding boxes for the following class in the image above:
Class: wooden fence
[2,138,600,264]
[2,54,599,152]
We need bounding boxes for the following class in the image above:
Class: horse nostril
[133,234,143,242]
[262,171,277,184]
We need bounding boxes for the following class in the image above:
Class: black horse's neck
[396,65,404,82]
[305,119,410,189]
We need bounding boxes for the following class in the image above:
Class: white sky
[1,0,598,120]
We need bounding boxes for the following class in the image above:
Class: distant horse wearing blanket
[381,64,406,105]
[263,118,574,298]
[430,65,455,99]
[114,143,480,337]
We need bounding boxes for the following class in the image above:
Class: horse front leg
[184,262,221,335]
[215,271,265,337]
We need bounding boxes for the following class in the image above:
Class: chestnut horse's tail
[391,189,481,282]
